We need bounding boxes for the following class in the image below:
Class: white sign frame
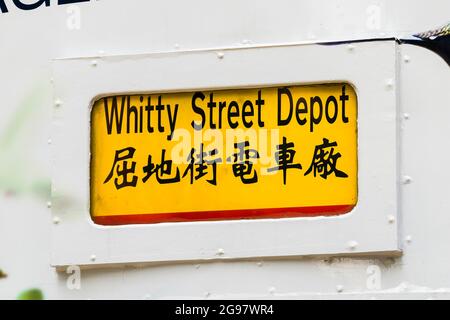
[51,40,400,267]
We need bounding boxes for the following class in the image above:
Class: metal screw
[53,216,60,225]
[46,201,52,208]
[54,99,62,107]
[403,113,410,120]
[216,248,225,256]
[403,55,410,63]
[336,285,344,293]
[90,254,96,262]
[216,52,224,59]
[388,215,395,224]
[91,60,98,67]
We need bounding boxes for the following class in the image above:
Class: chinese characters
[103,137,348,189]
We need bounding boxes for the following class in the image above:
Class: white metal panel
[51,40,400,267]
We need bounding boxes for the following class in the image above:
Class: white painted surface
[0,0,449,299]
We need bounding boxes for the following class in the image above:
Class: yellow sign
[90,83,358,225]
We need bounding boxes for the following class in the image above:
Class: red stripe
[92,204,354,226]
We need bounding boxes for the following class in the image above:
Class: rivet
[348,240,358,250]
[242,39,250,45]
[257,261,263,267]
[174,43,180,50]
[403,113,410,120]
[98,50,105,56]
[403,55,410,63]
[46,201,52,208]
[216,248,225,256]
[405,235,412,243]
[216,52,224,59]
[385,79,394,90]
[388,215,395,224]
[143,294,152,300]
[90,254,96,262]
[53,216,60,225]
[204,291,211,298]
[91,60,98,67]
[47,138,52,145]
[54,99,62,107]
[347,44,355,52]
[403,176,412,184]
[268,287,276,295]
[336,285,344,293]
[195,264,200,269]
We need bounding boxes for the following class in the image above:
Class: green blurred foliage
[17,288,44,300]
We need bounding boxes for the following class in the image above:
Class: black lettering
[340,85,350,123]
[145,96,154,133]
[277,88,293,126]
[218,101,227,129]
[242,100,254,128]
[156,95,164,133]
[227,101,239,129]
[139,96,143,133]
[12,0,49,10]
[256,90,265,127]
[295,97,308,125]
[191,92,205,130]
[325,96,338,123]
[104,96,125,135]
[167,104,179,141]
[309,96,323,132]
[126,96,138,134]
[0,0,8,13]
[207,93,217,129]
[58,0,89,4]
